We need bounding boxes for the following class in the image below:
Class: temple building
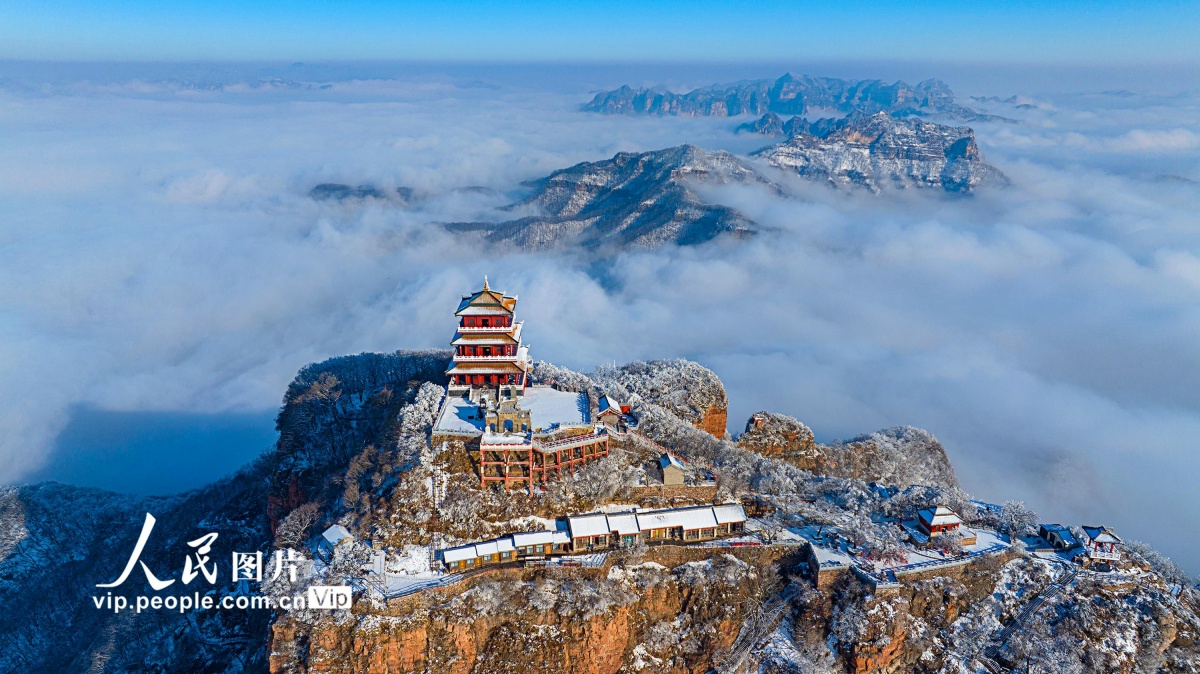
[446,277,531,401]
[433,279,610,494]
[907,505,977,547]
[1081,525,1122,563]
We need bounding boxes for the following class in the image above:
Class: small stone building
[658,453,685,486]
[485,397,531,434]
[1038,523,1079,551]
[597,394,623,427]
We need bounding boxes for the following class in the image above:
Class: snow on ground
[701,535,763,548]
[630,644,663,670]
[382,573,442,596]
[890,527,1010,569]
[503,515,559,532]
[592,502,641,513]
[607,561,668,582]
[788,524,857,568]
[763,519,1010,573]
[388,544,434,576]
[1031,547,1085,566]
[481,431,527,444]
[432,386,587,434]
[521,386,588,429]
[434,395,484,433]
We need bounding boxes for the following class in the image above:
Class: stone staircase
[981,567,1079,669]
[715,581,802,674]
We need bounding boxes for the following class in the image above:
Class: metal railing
[533,430,608,452]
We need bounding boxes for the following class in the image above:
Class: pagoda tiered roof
[455,277,517,316]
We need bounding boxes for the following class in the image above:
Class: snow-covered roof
[321,525,353,546]
[434,395,486,434]
[455,281,517,315]
[481,431,530,446]
[511,531,556,547]
[637,506,718,532]
[455,305,513,316]
[564,505,741,540]
[1041,522,1080,542]
[606,512,641,535]
[567,513,612,539]
[521,386,589,430]
[443,545,477,563]
[1082,526,1122,545]
[447,505,743,566]
[918,506,963,527]
[598,394,622,414]
[658,453,685,470]
[712,504,747,525]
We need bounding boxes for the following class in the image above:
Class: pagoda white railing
[1087,549,1120,561]
[533,430,608,453]
[453,355,519,361]
[458,326,514,333]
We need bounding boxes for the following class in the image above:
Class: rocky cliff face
[737,411,819,463]
[582,74,996,122]
[268,549,777,674]
[445,145,772,249]
[753,112,1008,193]
[737,413,959,489]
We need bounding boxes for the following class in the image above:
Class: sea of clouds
[1,63,1197,572]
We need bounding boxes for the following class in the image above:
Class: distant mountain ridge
[444,145,774,249]
[582,73,1003,122]
[754,112,1008,193]
[311,116,1006,249]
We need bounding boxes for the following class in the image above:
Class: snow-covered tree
[995,499,1039,538]
[275,502,321,549]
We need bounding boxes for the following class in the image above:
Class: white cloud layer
[1,65,1198,573]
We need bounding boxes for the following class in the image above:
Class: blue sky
[2,0,1197,63]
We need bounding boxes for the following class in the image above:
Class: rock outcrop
[754,112,1008,192]
[737,411,818,464]
[594,359,730,439]
[445,145,773,249]
[583,74,998,122]
[738,413,960,489]
[736,111,786,136]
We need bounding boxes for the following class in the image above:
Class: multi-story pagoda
[446,277,531,400]
[432,278,611,494]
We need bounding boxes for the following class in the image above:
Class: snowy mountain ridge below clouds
[753,111,1009,193]
[312,117,1006,252]
[442,144,772,250]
